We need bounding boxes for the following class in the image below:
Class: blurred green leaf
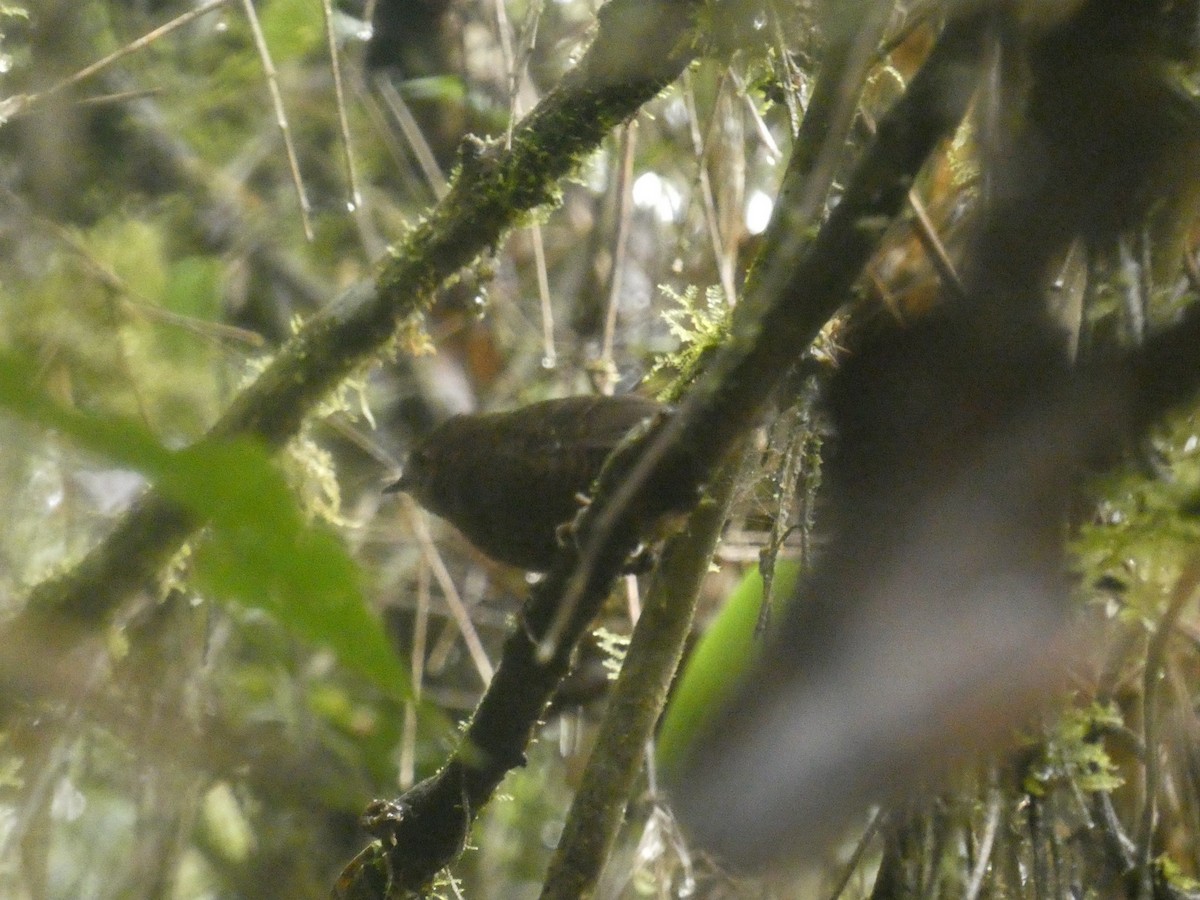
[164,255,222,322]
[86,215,168,301]
[260,0,324,61]
[402,75,468,104]
[0,349,409,701]
[656,559,801,772]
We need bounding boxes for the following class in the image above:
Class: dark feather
[389,395,663,570]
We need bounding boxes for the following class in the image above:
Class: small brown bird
[386,394,664,571]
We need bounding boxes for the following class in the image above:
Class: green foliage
[0,350,410,702]
[646,284,732,402]
[11,0,1200,895]
[163,255,223,325]
[198,781,256,864]
[1022,702,1125,797]
[171,51,267,162]
[401,75,469,105]
[1157,855,1200,892]
[259,0,325,63]
[0,213,225,436]
[1075,413,1200,626]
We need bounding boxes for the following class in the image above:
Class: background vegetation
[4,0,1200,898]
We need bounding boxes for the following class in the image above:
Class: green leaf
[259,0,324,61]
[0,349,410,701]
[656,559,802,772]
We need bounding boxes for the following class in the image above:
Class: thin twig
[74,87,163,107]
[1135,558,1200,898]
[3,188,263,348]
[372,74,449,199]
[319,0,364,212]
[400,560,431,788]
[828,808,884,900]
[728,67,782,162]
[598,121,638,393]
[238,0,314,241]
[493,0,519,150]
[513,0,545,95]
[531,220,557,370]
[1099,789,1139,866]
[681,70,739,305]
[403,497,494,686]
[907,187,966,300]
[964,785,1003,900]
[767,1,804,136]
[858,109,965,300]
[3,0,234,119]
[491,0,554,369]
[356,76,432,194]
[757,399,812,634]
[1119,236,1148,346]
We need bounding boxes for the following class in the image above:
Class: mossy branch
[537,446,749,900]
